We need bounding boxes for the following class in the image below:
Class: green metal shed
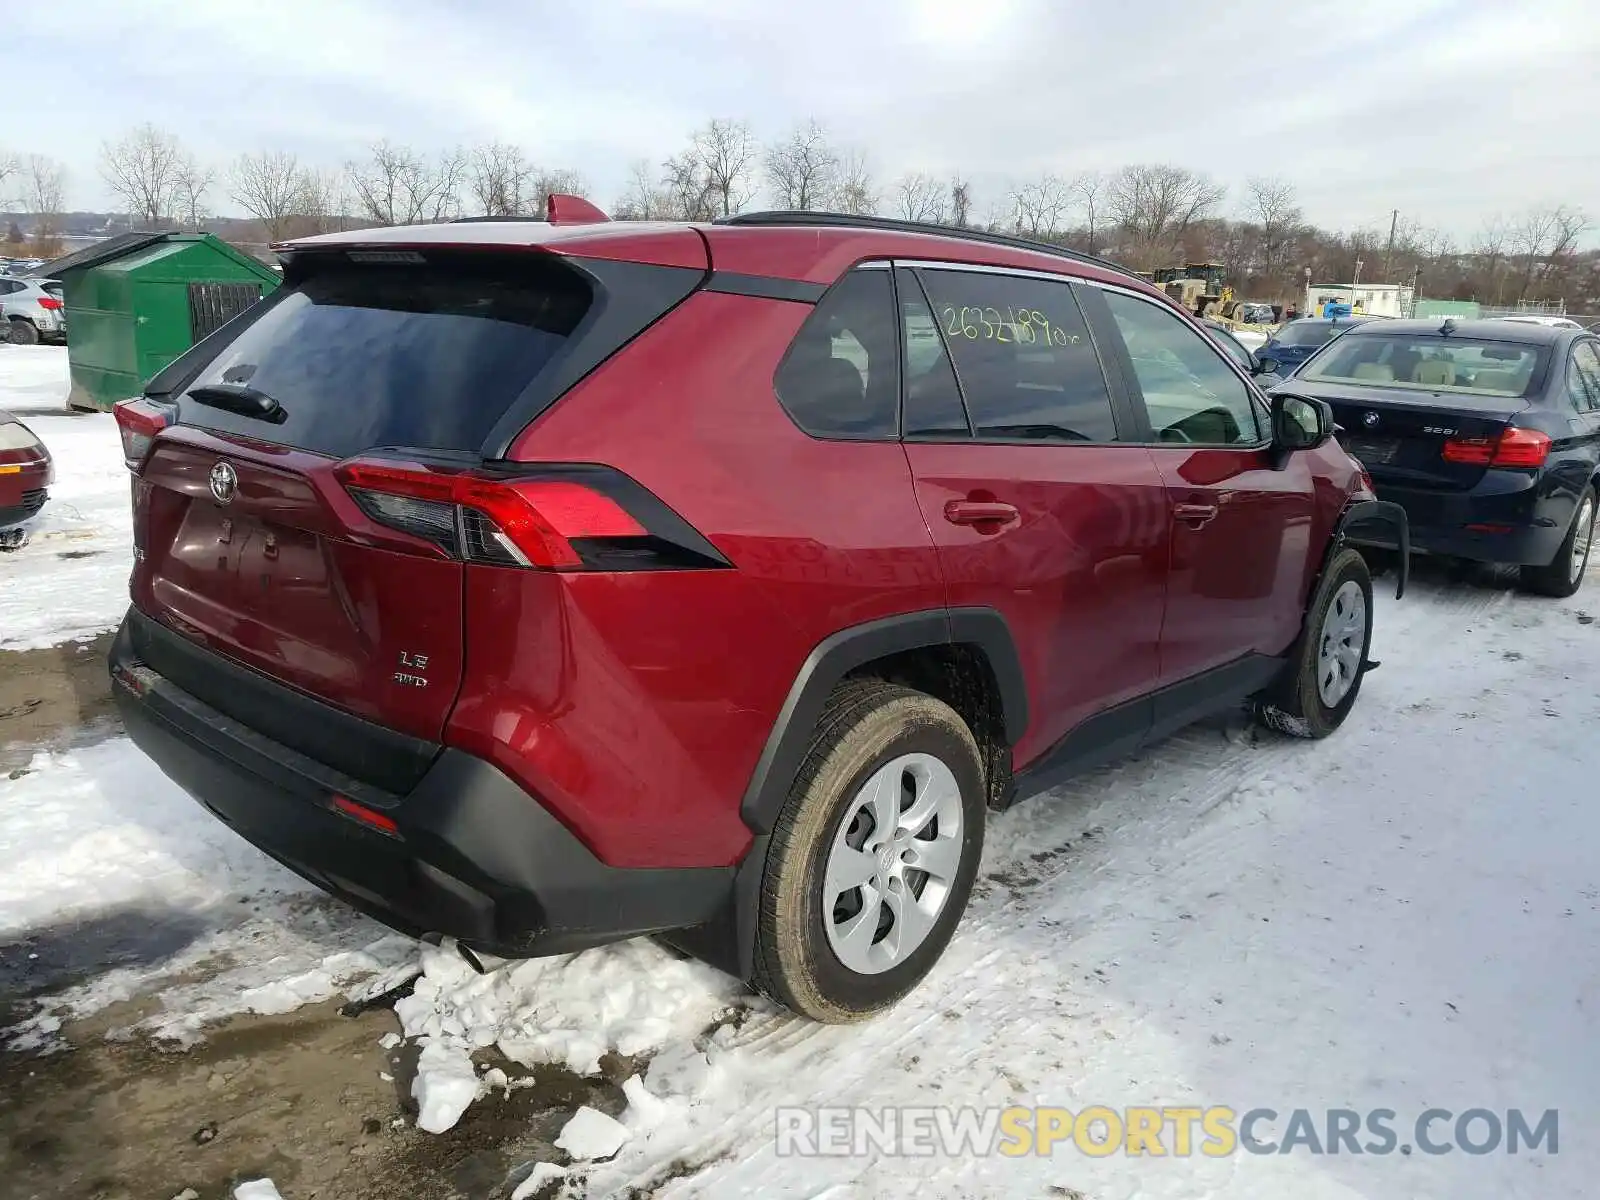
[41,232,280,412]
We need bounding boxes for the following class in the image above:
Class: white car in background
[1495,314,1582,330]
[0,277,66,344]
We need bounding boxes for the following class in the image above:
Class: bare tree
[293,168,348,236]
[1108,163,1227,268]
[347,142,466,225]
[764,120,838,211]
[231,151,304,241]
[174,157,214,231]
[895,172,946,223]
[99,124,188,227]
[19,155,66,256]
[1509,205,1590,302]
[1070,171,1105,252]
[693,119,757,217]
[1009,173,1071,237]
[833,149,878,215]
[615,159,670,220]
[21,155,66,218]
[660,150,717,221]
[1243,175,1303,285]
[469,143,536,216]
[532,168,588,209]
[1474,215,1511,303]
[0,152,19,208]
[948,175,973,228]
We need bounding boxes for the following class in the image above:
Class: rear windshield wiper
[187,382,287,424]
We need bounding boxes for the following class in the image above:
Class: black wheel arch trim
[1332,499,1409,600]
[737,606,1027,836]
[667,607,1027,981]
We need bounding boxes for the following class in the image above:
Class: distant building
[1304,281,1414,319]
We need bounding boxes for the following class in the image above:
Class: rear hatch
[1309,382,1531,491]
[125,240,705,751]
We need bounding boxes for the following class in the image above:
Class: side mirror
[1254,355,1280,376]
[1270,393,1334,466]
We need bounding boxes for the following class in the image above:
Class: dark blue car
[1259,316,1375,375]
[1274,318,1600,597]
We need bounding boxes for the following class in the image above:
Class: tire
[1520,487,1595,598]
[8,319,39,346]
[1256,547,1374,739]
[751,680,985,1023]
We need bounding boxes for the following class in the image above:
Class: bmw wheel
[1521,487,1595,599]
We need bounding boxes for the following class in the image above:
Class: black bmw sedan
[1273,318,1600,597]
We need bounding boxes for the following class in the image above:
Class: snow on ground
[0,737,414,1046]
[0,345,134,651]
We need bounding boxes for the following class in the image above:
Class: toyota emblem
[209,461,238,505]
[1362,411,1380,430]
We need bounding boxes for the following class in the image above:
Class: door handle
[1174,501,1219,527]
[944,499,1020,526]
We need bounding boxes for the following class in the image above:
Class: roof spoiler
[547,194,610,225]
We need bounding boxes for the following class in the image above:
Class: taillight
[112,398,177,471]
[1441,427,1550,469]
[334,457,720,572]
[37,296,63,310]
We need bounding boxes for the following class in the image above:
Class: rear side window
[774,269,899,439]
[181,256,591,459]
[916,269,1117,443]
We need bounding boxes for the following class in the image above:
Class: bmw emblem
[1362,411,1380,430]
[209,461,238,505]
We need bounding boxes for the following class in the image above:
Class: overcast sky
[17,0,1600,240]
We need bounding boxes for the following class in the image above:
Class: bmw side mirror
[1270,393,1333,468]
[1254,355,1280,376]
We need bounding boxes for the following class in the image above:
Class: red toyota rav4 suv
[110,201,1406,1022]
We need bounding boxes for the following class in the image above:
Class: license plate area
[1340,434,1401,466]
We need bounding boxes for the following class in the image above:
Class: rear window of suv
[180,256,592,458]
[1302,334,1547,397]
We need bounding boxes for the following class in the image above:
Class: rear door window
[915,269,1118,443]
[773,268,899,439]
[1567,342,1600,413]
[180,256,592,459]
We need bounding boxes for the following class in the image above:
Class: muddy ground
[0,638,655,1200]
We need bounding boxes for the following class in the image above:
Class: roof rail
[716,210,1137,281]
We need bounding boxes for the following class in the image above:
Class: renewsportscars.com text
[775,1105,1559,1158]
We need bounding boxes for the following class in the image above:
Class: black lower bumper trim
[110,614,733,957]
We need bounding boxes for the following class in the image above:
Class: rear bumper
[1348,477,1563,567]
[109,613,732,957]
[0,484,47,529]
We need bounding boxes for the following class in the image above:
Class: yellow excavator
[1153,264,1235,320]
